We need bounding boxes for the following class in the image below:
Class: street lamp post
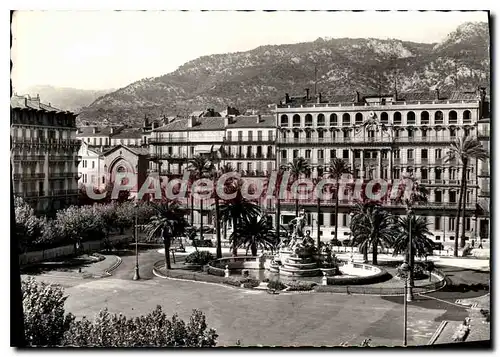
[133,202,140,281]
[407,209,414,302]
[400,262,410,346]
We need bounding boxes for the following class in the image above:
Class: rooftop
[226,115,275,128]
[10,94,72,114]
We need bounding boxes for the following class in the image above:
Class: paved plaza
[22,248,490,347]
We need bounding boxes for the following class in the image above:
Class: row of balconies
[277,136,467,145]
[279,119,473,129]
[276,98,479,109]
[21,189,79,198]
[48,172,79,179]
[224,136,275,143]
[13,173,46,180]
[12,137,80,145]
[12,155,46,161]
[223,153,276,160]
[276,198,477,210]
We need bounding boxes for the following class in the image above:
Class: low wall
[19,234,130,265]
[207,256,267,273]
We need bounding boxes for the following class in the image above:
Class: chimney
[305,88,310,100]
[317,92,322,104]
[93,127,98,134]
[285,93,290,103]
[434,88,440,100]
[188,116,197,128]
[25,97,27,106]
[355,91,360,103]
[110,127,114,134]
[224,117,231,127]
[256,114,262,124]
[152,121,157,129]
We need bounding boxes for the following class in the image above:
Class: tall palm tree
[219,179,261,256]
[188,154,216,242]
[212,163,233,259]
[233,215,278,256]
[349,202,395,265]
[328,158,352,242]
[144,201,188,270]
[287,157,311,216]
[392,216,434,270]
[445,135,489,253]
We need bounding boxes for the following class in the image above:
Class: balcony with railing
[224,136,275,143]
[149,137,189,144]
[278,136,456,146]
[276,99,479,109]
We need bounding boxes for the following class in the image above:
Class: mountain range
[15,85,114,113]
[74,21,489,126]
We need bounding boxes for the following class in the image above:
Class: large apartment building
[10,95,81,215]
[274,88,490,246]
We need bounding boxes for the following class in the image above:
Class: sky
[11,10,489,92]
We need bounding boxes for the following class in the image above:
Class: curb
[152,261,252,292]
[428,321,448,345]
[153,261,447,296]
[103,255,122,276]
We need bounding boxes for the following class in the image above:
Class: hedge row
[326,268,391,286]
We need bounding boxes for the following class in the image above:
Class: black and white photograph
[9,8,491,348]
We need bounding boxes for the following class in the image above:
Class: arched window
[463,110,471,122]
[330,113,338,126]
[342,113,351,126]
[305,114,313,127]
[435,111,443,124]
[317,114,325,126]
[280,115,288,126]
[449,111,457,124]
[394,112,402,125]
[293,114,301,127]
[381,112,388,124]
[421,111,429,124]
[355,113,363,124]
[407,111,416,125]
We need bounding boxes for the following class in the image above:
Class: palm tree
[219,179,261,256]
[212,163,233,259]
[233,215,278,256]
[349,202,395,265]
[445,135,489,253]
[144,201,188,270]
[287,157,311,216]
[328,158,352,242]
[392,215,434,271]
[188,154,216,243]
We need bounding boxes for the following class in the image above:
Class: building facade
[11,95,80,215]
[274,88,490,246]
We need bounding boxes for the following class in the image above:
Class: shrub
[185,251,215,266]
[330,238,342,247]
[262,278,270,283]
[223,278,242,287]
[241,278,260,288]
[286,281,316,291]
[22,277,75,346]
[63,306,218,347]
[206,266,225,277]
[267,280,286,291]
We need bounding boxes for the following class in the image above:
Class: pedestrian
[478,241,483,249]
[471,240,475,249]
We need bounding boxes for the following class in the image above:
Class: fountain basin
[280,267,322,277]
[282,261,317,269]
